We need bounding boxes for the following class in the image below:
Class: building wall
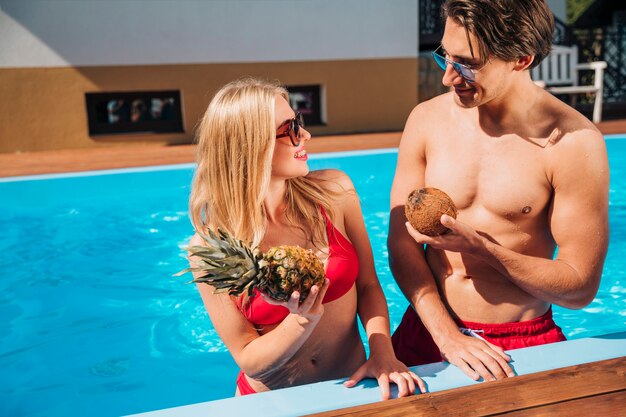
[546,0,567,22]
[0,0,418,153]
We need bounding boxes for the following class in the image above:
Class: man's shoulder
[554,126,606,162]
[402,92,455,140]
[552,114,603,150]
[541,92,601,140]
[544,102,607,176]
[411,92,453,115]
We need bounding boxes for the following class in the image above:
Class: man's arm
[497,128,609,307]
[389,106,513,381]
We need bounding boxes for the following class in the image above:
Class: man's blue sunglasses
[432,45,481,83]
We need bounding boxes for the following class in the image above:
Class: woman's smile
[294,148,308,161]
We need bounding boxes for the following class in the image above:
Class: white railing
[532,45,607,123]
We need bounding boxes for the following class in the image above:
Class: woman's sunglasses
[432,45,481,83]
[276,112,305,147]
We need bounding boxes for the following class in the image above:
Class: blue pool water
[1,138,625,417]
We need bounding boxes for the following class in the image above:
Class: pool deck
[1,118,625,177]
[127,332,626,417]
[0,132,401,178]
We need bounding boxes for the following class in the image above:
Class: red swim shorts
[391,306,566,367]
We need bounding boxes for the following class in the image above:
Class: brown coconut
[405,187,458,236]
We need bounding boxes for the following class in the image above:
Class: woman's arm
[189,234,329,380]
[318,170,425,398]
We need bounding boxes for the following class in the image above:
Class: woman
[187,78,424,399]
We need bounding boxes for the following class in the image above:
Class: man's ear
[514,55,535,72]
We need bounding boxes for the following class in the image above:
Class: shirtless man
[389,0,609,382]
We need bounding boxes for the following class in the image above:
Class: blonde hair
[189,77,334,248]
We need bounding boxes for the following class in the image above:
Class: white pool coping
[126,331,626,417]
[0,148,399,183]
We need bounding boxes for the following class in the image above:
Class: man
[389,0,609,382]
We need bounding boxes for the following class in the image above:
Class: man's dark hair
[442,0,554,69]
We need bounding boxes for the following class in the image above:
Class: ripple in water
[90,357,130,377]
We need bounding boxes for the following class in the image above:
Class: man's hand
[405,215,487,256]
[405,216,517,381]
[439,331,515,381]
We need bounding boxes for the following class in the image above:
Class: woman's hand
[261,278,330,324]
[344,350,426,400]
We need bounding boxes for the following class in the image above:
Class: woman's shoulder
[188,232,205,248]
[307,169,355,191]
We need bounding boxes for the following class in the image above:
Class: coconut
[405,187,458,236]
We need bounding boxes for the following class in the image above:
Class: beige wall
[0,58,417,153]
[0,0,418,153]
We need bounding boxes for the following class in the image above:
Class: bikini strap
[319,206,334,234]
[320,206,329,221]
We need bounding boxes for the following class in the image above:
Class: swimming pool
[1,137,624,417]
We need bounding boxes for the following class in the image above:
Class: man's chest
[424,136,554,220]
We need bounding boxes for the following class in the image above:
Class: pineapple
[405,187,458,236]
[176,229,325,303]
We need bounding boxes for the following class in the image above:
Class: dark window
[85,90,184,136]
[287,85,325,126]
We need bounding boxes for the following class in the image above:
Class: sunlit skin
[191,95,425,400]
[389,17,609,382]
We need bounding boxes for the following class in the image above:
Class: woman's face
[271,95,311,179]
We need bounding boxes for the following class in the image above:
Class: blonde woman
[187,78,424,399]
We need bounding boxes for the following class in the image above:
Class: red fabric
[236,207,359,326]
[236,371,257,395]
[392,306,566,367]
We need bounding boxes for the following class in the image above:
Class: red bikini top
[236,208,359,326]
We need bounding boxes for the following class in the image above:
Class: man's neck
[477,76,541,135]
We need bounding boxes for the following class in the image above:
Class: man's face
[440,17,515,108]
